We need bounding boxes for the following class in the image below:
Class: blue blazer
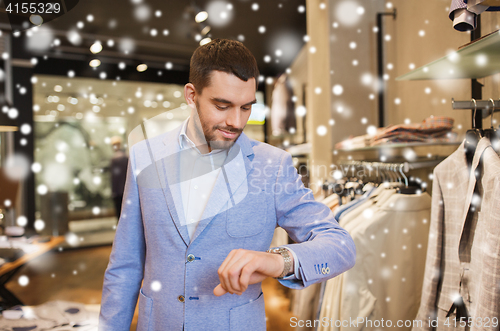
[99,123,356,331]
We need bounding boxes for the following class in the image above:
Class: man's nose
[225,108,242,129]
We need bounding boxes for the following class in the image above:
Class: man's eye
[242,107,251,111]
[216,105,228,110]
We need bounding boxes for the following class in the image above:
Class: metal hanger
[483,98,500,152]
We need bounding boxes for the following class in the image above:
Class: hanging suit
[414,138,500,330]
[98,122,356,331]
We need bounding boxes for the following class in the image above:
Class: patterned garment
[413,138,500,331]
[370,117,455,146]
[370,132,458,146]
[335,117,456,149]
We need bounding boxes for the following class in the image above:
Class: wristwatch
[266,247,293,279]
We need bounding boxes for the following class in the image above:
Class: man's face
[193,71,256,150]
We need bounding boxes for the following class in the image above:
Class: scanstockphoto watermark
[290,317,425,329]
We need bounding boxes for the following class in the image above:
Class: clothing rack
[451,98,500,118]
[338,159,443,173]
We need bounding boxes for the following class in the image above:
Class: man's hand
[213,249,292,296]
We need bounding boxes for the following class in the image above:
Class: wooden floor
[5,245,296,330]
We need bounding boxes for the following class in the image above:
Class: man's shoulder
[129,124,181,155]
[127,124,182,173]
[247,137,288,161]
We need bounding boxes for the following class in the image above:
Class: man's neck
[186,114,212,154]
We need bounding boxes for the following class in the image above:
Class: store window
[32,75,266,229]
[33,75,188,225]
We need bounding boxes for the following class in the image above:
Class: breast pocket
[226,189,268,238]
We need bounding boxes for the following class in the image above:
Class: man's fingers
[239,261,258,292]
[217,249,236,275]
[217,249,276,296]
[213,284,227,297]
[218,249,246,294]
[218,249,238,294]
[226,254,254,294]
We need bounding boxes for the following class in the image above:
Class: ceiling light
[195,11,208,23]
[90,41,102,54]
[29,14,43,26]
[201,25,211,35]
[89,59,101,67]
[137,64,148,72]
[200,38,211,46]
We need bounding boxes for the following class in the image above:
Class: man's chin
[208,139,237,150]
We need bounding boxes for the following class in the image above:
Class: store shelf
[335,141,461,152]
[396,30,500,80]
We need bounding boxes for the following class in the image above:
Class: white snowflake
[18,275,29,287]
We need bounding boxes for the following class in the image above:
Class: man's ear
[184,83,197,110]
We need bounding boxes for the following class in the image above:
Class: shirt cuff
[279,246,301,280]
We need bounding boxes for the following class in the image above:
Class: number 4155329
[5,2,61,14]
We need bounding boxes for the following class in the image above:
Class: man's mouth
[217,128,239,139]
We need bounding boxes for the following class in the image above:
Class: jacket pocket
[137,288,153,331]
[229,292,266,331]
[226,190,267,238]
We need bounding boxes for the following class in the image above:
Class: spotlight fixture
[137,64,148,72]
[90,41,103,54]
[29,14,43,26]
[200,38,211,46]
[201,25,211,36]
[195,11,208,23]
[89,59,101,67]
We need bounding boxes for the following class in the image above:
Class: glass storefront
[32,75,266,237]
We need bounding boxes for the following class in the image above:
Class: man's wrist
[266,247,293,279]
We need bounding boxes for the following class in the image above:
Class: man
[109,136,128,219]
[99,39,355,331]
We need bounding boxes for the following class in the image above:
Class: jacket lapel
[461,138,490,223]
[141,124,190,246]
[458,138,491,260]
[189,132,255,243]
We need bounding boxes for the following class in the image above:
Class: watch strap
[266,247,293,279]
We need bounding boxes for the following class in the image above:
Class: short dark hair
[189,38,260,94]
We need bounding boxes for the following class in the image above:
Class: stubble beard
[195,101,243,150]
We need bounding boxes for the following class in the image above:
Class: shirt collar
[178,117,193,150]
[178,116,226,156]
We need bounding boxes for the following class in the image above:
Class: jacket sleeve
[99,148,146,331]
[413,170,444,330]
[273,152,356,289]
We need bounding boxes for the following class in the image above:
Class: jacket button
[178,295,185,303]
[187,254,195,262]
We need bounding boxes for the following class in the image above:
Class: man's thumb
[213,284,227,297]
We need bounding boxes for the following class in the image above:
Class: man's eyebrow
[244,99,258,106]
[211,98,257,106]
[211,98,233,104]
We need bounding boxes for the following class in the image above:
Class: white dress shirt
[178,118,228,242]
